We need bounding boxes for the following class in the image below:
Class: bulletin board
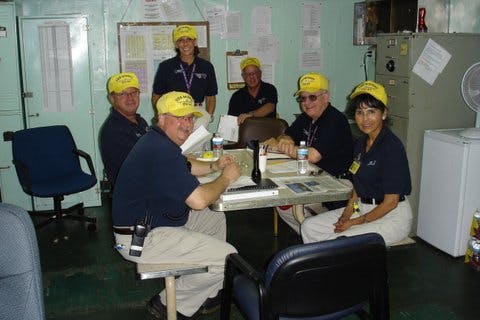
[117,21,210,94]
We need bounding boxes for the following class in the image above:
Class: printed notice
[412,38,452,85]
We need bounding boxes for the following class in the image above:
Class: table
[208,149,352,223]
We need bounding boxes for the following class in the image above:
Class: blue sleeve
[380,139,411,195]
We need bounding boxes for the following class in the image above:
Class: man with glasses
[100,72,148,186]
[112,91,241,319]
[227,57,278,124]
[265,72,353,234]
[152,25,217,130]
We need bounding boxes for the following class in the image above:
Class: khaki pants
[114,208,236,316]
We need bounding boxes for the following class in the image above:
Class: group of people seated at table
[98,24,413,320]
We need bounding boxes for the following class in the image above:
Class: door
[19,15,100,209]
[0,2,31,208]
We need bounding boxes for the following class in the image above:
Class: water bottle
[297,141,308,175]
[212,133,223,158]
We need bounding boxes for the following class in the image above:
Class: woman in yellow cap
[301,81,413,246]
[151,25,217,130]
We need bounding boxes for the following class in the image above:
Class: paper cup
[259,155,267,172]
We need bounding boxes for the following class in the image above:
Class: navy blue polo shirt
[112,126,199,228]
[285,104,353,176]
[227,81,277,117]
[99,108,148,185]
[152,55,218,104]
[353,126,411,200]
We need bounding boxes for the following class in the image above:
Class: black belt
[361,195,405,205]
[113,226,134,235]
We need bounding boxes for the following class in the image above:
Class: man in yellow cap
[264,72,353,233]
[152,25,218,130]
[99,72,148,186]
[227,57,278,124]
[112,91,241,319]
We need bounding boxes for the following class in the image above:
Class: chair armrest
[226,253,262,282]
[75,149,96,177]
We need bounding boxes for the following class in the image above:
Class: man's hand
[222,162,241,185]
[214,154,236,171]
[237,113,252,125]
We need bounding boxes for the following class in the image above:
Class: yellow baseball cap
[173,25,197,42]
[240,57,261,71]
[156,91,203,117]
[294,72,329,96]
[350,81,388,106]
[107,72,139,94]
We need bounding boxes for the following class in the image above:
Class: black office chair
[221,233,389,320]
[0,203,46,320]
[10,125,97,230]
[225,117,289,149]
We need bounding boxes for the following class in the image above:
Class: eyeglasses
[166,114,195,123]
[115,89,140,98]
[243,71,260,78]
[296,92,326,103]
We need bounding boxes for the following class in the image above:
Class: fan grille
[461,62,480,112]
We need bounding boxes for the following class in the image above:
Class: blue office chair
[0,203,46,320]
[221,233,389,320]
[10,125,97,230]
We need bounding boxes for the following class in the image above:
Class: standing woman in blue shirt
[302,81,413,245]
[151,25,217,130]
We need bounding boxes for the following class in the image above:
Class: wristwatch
[209,114,215,123]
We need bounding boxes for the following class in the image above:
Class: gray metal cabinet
[375,33,480,233]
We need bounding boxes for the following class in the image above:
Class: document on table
[267,160,317,173]
[271,175,352,193]
[217,115,239,142]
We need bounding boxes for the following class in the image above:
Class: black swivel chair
[9,125,97,230]
[221,233,389,320]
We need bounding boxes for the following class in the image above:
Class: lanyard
[179,63,196,94]
[306,122,318,147]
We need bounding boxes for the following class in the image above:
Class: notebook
[221,178,279,201]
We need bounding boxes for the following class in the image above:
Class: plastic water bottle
[297,141,308,175]
[212,133,223,158]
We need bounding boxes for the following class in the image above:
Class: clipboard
[226,50,248,90]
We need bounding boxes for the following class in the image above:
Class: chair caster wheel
[87,223,96,232]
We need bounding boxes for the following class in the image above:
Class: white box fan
[460,61,480,139]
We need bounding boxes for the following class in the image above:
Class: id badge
[349,160,360,174]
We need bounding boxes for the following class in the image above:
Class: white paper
[181,126,213,154]
[267,160,316,174]
[203,6,226,35]
[260,63,275,85]
[142,0,185,21]
[227,54,248,83]
[217,115,239,142]
[221,11,241,40]
[302,29,321,49]
[247,35,279,63]
[302,2,321,29]
[39,22,74,112]
[412,38,452,86]
[300,50,322,69]
[252,6,272,35]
